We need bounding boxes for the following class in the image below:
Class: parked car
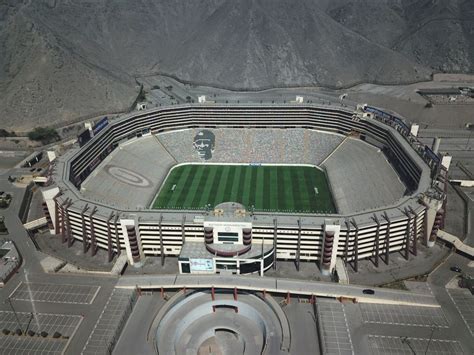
[362,289,375,295]
[450,266,462,273]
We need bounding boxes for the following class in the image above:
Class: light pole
[425,324,437,355]
[401,336,416,355]
[465,124,473,150]
[6,297,24,334]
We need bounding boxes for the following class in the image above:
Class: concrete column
[54,197,60,235]
[296,219,301,272]
[204,227,213,244]
[422,197,444,247]
[373,215,380,267]
[60,200,68,244]
[350,219,359,272]
[65,201,73,248]
[114,214,121,256]
[159,214,164,266]
[410,207,418,256]
[106,212,114,262]
[181,215,186,246]
[382,212,391,265]
[343,220,350,264]
[404,210,412,260]
[80,204,89,254]
[89,207,98,256]
[432,137,441,154]
[321,221,341,276]
[120,217,144,266]
[273,218,278,270]
[41,187,60,234]
[42,202,54,231]
[242,228,252,246]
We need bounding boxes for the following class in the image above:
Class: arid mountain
[0,0,473,129]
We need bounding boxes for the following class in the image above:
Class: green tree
[28,127,60,144]
[0,129,15,137]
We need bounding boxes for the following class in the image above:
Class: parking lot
[10,283,100,305]
[81,288,135,355]
[359,303,449,328]
[0,311,82,354]
[0,335,68,355]
[0,311,82,337]
[316,299,353,355]
[447,288,474,335]
[368,335,464,355]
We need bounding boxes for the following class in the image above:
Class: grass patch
[152,164,336,213]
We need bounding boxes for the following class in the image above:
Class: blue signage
[364,106,409,133]
[92,117,109,136]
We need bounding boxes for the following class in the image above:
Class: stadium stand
[158,128,344,165]
[323,138,406,214]
[42,104,445,275]
[81,136,175,209]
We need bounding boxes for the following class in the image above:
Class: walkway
[438,230,474,258]
[116,274,440,307]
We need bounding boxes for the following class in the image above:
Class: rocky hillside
[0,0,472,129]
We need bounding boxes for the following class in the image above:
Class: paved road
[425,186,474,353]
[0,169,118,354]
[139,74,356,107]
[428,251,474,354]
[116,274,439,307]
[419,128,474,139]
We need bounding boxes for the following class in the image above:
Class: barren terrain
[0,0,473,129]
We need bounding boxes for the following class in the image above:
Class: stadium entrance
[178,203,274,275]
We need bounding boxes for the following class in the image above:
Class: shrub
[0,129,15,137]
[27,127,60,144]
[52,332,61,338]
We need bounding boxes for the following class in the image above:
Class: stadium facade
[42,104,448,276]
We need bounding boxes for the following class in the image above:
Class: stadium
[42,104,448,276]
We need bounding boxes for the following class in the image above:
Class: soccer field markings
[152,164,336,213]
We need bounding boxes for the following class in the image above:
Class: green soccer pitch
[151,164,336,214]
